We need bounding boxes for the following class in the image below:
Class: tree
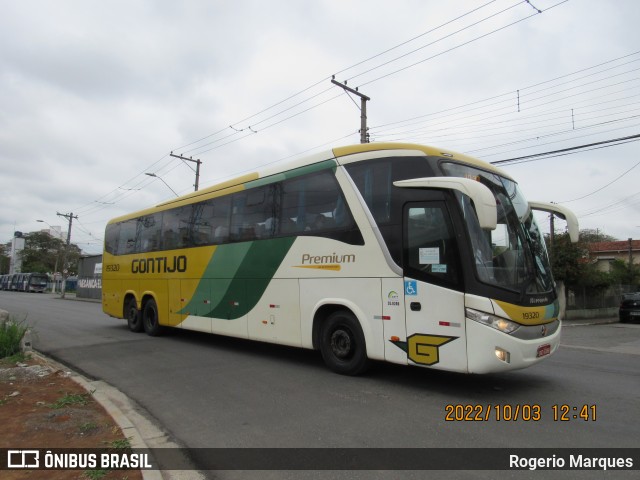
[18,231,81,274]
[0,243,9,274]
[576,228,617,244]
[547,232,588,284]
[547,231,611,290]
[608,258,640,286]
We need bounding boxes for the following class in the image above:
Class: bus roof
[108,142,512,224]
[332,143,512,179]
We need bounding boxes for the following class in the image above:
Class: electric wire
[66,1,640,244]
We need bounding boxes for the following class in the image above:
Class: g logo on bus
[391,334,457,366]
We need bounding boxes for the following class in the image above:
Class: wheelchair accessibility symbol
[404,280,417,296]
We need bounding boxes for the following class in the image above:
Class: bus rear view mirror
[528,201,579,243]
[394,177,497,230]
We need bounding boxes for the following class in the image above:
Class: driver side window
[404,203,461,288]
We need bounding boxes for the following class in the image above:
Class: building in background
[587,239,640,273]
[8,232,25,274]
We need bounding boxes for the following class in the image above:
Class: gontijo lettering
[131,255,187,274]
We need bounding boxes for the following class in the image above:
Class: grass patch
[82,469,109,479]
[0,318,30,359]
[0,351,30,367]
[48,391,94,409]
[79,421,99,433]
[108,437,132,449]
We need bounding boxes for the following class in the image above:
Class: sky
[1,0,639,255]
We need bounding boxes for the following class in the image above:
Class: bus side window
[191,202,216,246]
[210,196,231,244]
[162,206,191,250]
[105,223,120,255]
[281,177,307,234]
[117,219,139,255]
[138,213,162,252]
[280,169,361,244]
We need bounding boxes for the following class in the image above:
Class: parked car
[619,293,640,323]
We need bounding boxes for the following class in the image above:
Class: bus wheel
[142,298,163,336]
[320,310,369,376]
[125,297,143,333]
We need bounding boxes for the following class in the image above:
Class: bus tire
[142,298,163,336]
[319,310,369,376]
[125,297,143,333]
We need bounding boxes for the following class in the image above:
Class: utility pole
[549,213,555,263]
[331,77,371,144]
[56,211,78,299]
[170,152,202,191]
[629,237,634,282]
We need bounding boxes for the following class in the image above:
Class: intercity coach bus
[102,143,578,375]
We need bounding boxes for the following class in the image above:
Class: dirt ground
[0,353,143,480]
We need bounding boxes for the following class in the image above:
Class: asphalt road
[1,292,639,479]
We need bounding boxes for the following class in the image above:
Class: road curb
[31,351,204,480]
[562,317,619,327]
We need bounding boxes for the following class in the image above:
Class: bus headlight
[466,308,519,334]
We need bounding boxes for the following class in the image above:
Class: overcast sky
[1,0,639,255]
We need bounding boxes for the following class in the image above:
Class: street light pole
[145,173,179,197]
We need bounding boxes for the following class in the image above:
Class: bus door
[400,202,468,373]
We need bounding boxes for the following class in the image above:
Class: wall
[76,255,102,300]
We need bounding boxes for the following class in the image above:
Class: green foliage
[82,469,109,479]
[48,391,94,409]
[548,232,589,284]
[548,229,639,290]
[0,243,9,275]
[0,318,29,359]
[608,258,640,285]
[576,228,617,243]
[108,437,133,449]
[18,231,81,274]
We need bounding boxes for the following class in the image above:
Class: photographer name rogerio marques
[509,454,634,471]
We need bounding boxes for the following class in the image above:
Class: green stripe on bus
[180,237,296,320]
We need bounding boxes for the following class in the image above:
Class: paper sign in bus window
[419,247,439,265]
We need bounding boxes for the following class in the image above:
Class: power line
[490,133,640,165]
[69,0,571,238]
[170,0,562,157]
[369,51,640,135]
[560,159,640,203]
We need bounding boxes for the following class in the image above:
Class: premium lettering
[301,253,355,265]
[131,255,187,274]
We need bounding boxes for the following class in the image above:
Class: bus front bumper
[466,319,561,374]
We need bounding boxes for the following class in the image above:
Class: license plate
[536,344,551,358]
[630,311,640,316]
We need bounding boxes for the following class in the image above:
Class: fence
[566,284,636,314]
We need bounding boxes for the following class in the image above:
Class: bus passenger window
[162,206,191,250]
[104,223,120,255]
[117,219,139,255]
[230,186,274,242]
[138,214,162,252]
[186,196,233,246]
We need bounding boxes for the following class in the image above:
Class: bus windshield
[441,162,553,296]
